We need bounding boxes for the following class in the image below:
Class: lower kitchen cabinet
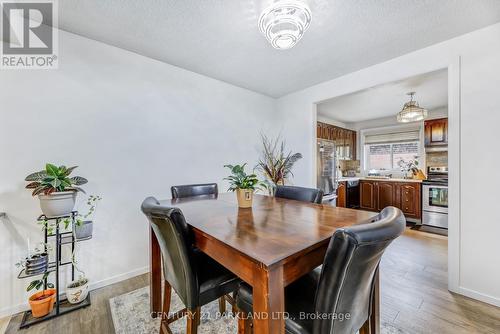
[336,181,347,208]
[360,181,377,211]
[360,180,421,220]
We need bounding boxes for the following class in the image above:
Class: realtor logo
[1,0,58,69]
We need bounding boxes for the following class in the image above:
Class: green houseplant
[27,272,56,318]
[224,164,262,208]
[25,164,88,218]
[255,134,302,195]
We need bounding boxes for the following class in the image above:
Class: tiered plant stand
[17,211,91,329]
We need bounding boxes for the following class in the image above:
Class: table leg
[150,226,162,316]
[252,266,285,334]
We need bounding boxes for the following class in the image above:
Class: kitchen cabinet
[397,183,420,219]
[336,181,346,207]
[360,180,421,220]
[425,118,448,146]
[360,180,377,211]
[377,182,396,211]
[317,122,357,160]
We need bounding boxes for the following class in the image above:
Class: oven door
[422,184,448,214]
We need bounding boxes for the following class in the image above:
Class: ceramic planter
[236,189,253,208]
[75,220,93,239]
[66,278,89,304]
[25,253,48,275]
[29,288,56,318]
[38,191,77,218]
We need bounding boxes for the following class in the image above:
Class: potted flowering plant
[25,164,87,218]
[224,164,263,208]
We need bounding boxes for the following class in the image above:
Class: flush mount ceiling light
[258,0,312,50]
[397,92,428,123]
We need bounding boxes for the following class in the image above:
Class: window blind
[364,130,420,144]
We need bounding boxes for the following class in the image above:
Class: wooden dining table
[149,193,379,334]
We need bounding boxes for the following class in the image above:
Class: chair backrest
[275,185,324,204]
[171,183,218,199]
[141,197,199,309]
[313,207,405,334]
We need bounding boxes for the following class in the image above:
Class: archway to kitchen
[307,64,462,330]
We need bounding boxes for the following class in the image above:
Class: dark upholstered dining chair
[170,182,231,314]
[141,197,241,334]
[171,183,218,199]
[236,206,406,334]
[275,185,324,204]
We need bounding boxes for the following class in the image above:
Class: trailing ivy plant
[223,164,263,191]
[25,163,88,196]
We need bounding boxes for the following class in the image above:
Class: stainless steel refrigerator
[317,140,337,198]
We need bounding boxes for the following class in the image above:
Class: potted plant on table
[25,164,88,218]
[224,164,263,208]
[255,134,302,196]
[27,273,56,318]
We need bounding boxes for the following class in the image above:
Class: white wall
[276,23,500,307]
[0,30,278,316]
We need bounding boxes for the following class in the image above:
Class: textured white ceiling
[317,69,448,123]
[58,0,500,97]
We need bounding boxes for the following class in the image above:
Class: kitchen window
[363,129,420,172]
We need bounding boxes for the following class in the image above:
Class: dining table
[148,193,379,334]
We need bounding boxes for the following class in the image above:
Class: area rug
[109,287,237,334]
[110,287,401,334]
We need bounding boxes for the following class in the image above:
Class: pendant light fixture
[397,92,428,123]
[258,0,312,50]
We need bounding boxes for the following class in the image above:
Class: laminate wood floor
[5,228,500,334]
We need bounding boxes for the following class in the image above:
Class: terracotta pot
[29,289,56,318]
[236,189,253,208]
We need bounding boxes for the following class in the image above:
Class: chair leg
[159,281,172,334]
[186,308,200,334]
[359,319,370,334]
[218,296,226,314]
[163,281,172,317]
[231,291,237,314]
[237,311,252,334]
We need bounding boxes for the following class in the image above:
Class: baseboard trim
[88,266,149,292]
[0,266,149,319]
[458,286,500,308]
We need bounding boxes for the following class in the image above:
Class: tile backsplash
[426,151,448,168]
[339,160,360,176]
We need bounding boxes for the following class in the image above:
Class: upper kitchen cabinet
[317,122,357,160]
[424,118,448,147]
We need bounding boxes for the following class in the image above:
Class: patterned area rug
[109,287,237,334]
[110,287,400,334]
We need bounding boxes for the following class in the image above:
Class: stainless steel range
[422,166,448,229]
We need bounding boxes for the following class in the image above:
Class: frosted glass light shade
[397,93,428,123]
[258,0,312,50]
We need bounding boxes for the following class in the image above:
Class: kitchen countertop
[337,177,423,183]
